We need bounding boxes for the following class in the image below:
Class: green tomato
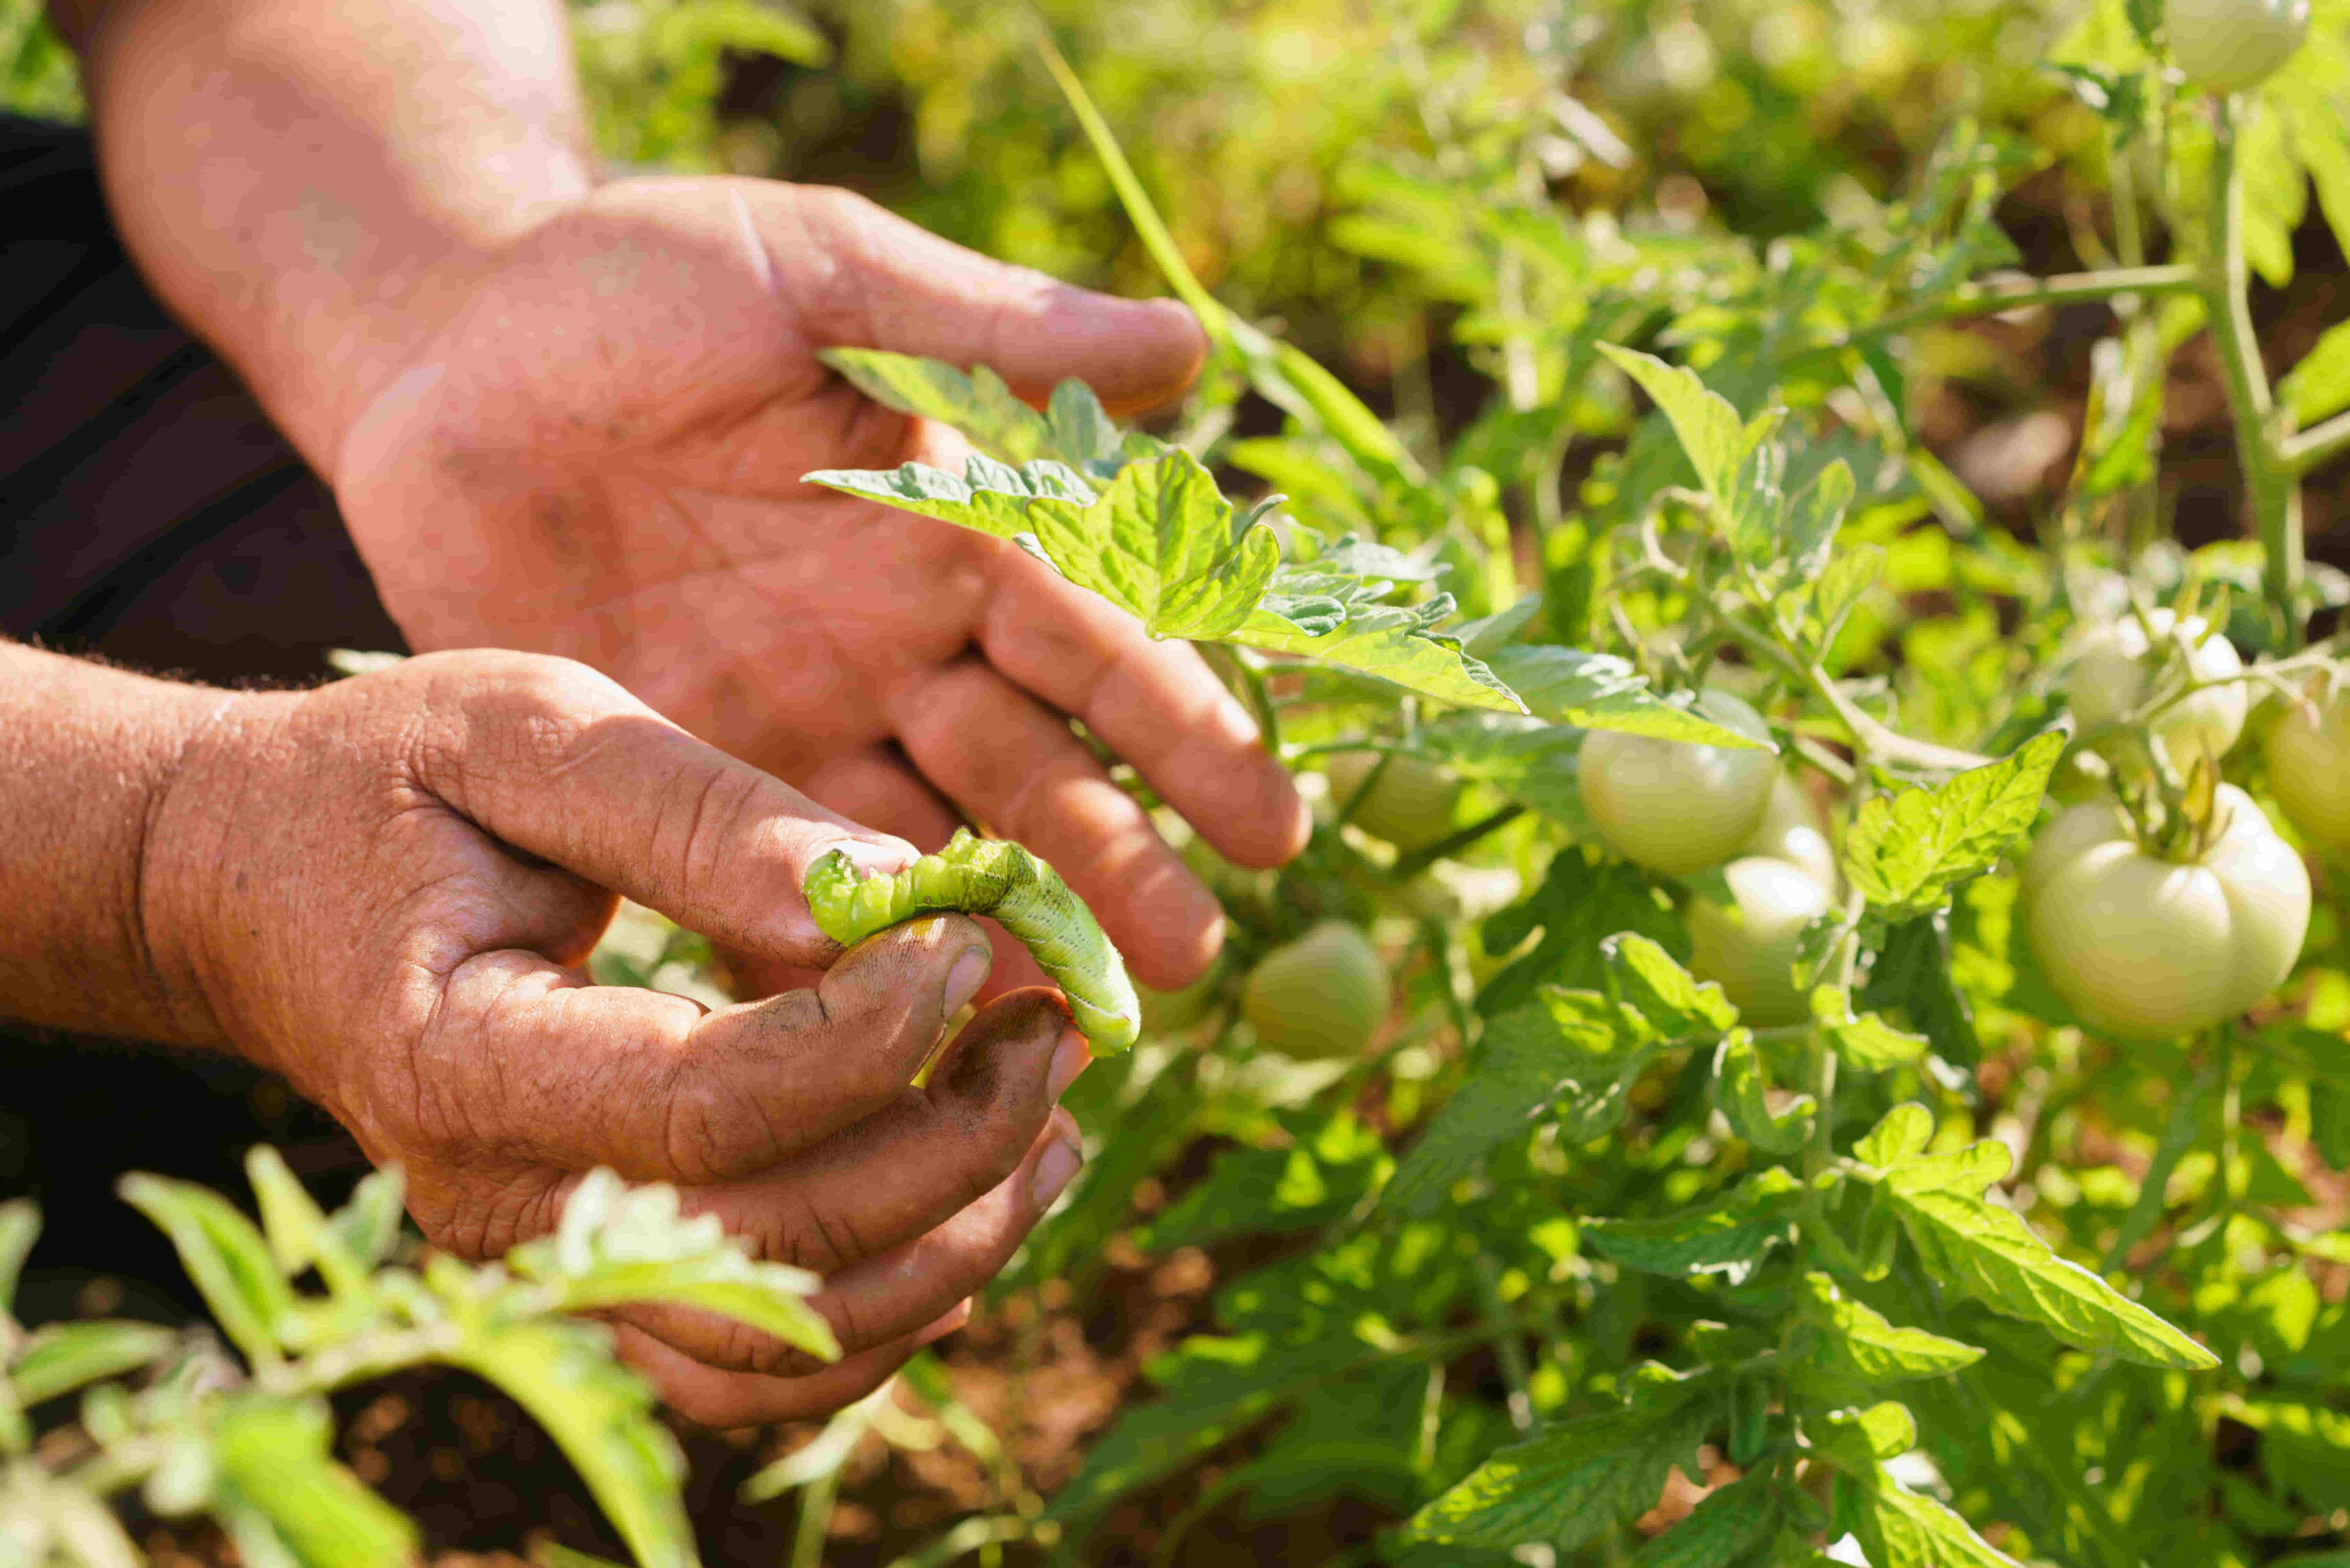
[2168,0,2310,92]
[1326,751,1463,852]
[2022,784,2309,1042]
[2263,683,2350,851]
[1577,691,1776,876]
[2064,610,2246,769]
[1241,921,1388,1059]
[1740,773,1838,892]
[1688,857,1833,1028]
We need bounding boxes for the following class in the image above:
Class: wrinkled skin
[143,650,1096,1426]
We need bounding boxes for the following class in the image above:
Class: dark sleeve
[0,113,407,687]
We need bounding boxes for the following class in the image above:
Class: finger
[407,913,1001,1187]
[624,1100,1084,1377]
[397,649,920,967]
[610,1312,959,1431]
[775,185,1208,416]
[977,560,1309,869]
[887,657,1225,990]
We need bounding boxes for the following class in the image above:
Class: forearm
[61,0,596,476]
[0,643,237,1046]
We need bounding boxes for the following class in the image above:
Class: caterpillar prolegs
[802,828,1141,1053]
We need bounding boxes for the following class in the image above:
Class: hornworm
[803,828,1140,1054]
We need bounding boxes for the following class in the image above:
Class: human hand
[143,649,1090,1426]
[332,179,1310,995]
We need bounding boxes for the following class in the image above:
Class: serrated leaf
[1788,460,1858,583]
[817,348,1111,469]
[1387,989,1647,1214]
[1841,731,2064,919]
[1483,646,1773,746]
[118,1174,293,1365]
[1809,1402,1919,1471]
[1404,1385,1717,1550]
[453,1316,694,1568]
[511,1172,835,1364]
[1812,543,1886,645]
[1812,991,1929,1070]
[1856,914,1978,1068]
[1024,451,1280,638]
[1792,1274,1983,1396]
[1599,344,1746,499]
[1836,1462,2025,1568]
[1583,1168,1803,1284]
[1633,1475,1782,1568]
[1418,714,1587,827]
[1874,1139,2217,1368]
[1237,599,1525,711]
[1852,1103,1935,1170]
[12,1322,178,1406]
[1611,934,1740,1040]
[329,1168,407,1269]
[808,454,1100,539]
[1479,853,1688,1016]
[1712,1034,1815,1154]
[211,1394,417,1568]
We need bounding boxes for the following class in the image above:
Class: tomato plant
[28,3,2350,1565]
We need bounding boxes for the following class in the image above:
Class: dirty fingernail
[943,945,992,1022]
[1048,1029,1091,1101]
[1031,1130,1083,1208]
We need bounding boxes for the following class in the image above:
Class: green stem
[790,1467,841,1568]
[1471,1252,1539,1438]
[2202,98,2302,644]
[1796,266,2199,360]
[1386,804,1528,881]
[2282,408,2350,476]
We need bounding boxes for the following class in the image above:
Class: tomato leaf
[1852,1103,1935,1170]
[1479,852,1687,1015]
[1830,1458,2026,1568]
[1872,1138,2218,1368]
[1790,1274,1983,1399]
[816,347,1125,472]
[1403,1372,1717,1550]
[1631,1474,1782,1568]
[1841,731,2065,919]
[1384,987,1644,1215]
[118,1174,294,1366]
[12,1323,178,1407]
[1483,645,1773,747]
[1710,1034,1816,1154]
[1581,1167,1803,1283]
[210,1394,418,1568]
[1609,935,1740,1040]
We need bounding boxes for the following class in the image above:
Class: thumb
[398,650,917,966]
[783,184,1208,416]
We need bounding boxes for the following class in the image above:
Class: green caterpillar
[803,828,1140,1054]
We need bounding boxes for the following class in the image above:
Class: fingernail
[1049,1029,1091,1101]
[828,838,918,877]
[943,945,992,1022]
[1031,1131,1082,1209]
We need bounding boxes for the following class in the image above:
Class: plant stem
[2282,408,2350,476]
[1799,266,2199,359]
[791,1467,840,1568]
[1387,805,1528,881]
[2201,97,2302,644]
[1471,1252,1539,1437]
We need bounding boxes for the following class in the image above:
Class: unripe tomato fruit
[1578,691,1776,876]
[2263,684,2350,851]
[2063,610,2245,769]
[2167,0,2309,92]
[1741,773,1838,892]
[1688,857,1833,1027]
[1326,751,1463,852]
[2022,785,2309,1042]
[1242,921,1388,1059]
